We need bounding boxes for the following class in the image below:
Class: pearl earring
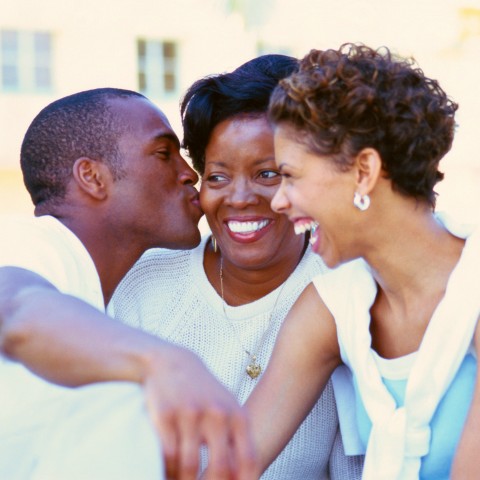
[353,192,370,211]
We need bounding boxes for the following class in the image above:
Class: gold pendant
[246,356,261,379]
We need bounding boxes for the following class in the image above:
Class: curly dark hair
[21,87,146,207]
[268,43,458,207]
[181,54,299,175]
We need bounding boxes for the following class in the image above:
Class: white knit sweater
[111,235,364,479]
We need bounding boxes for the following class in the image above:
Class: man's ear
[354,148,382,195]
[72,157,112,200]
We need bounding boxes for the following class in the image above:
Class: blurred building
[0,0,265,213]
[1,0,479,218]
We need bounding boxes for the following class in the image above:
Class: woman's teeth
[294,220,318,235]
[227,219,269,234]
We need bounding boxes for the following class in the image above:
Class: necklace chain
[219,256,287,379]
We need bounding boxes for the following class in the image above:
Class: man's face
[108,96,202,251]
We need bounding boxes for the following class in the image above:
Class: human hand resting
[142,344,259,480]
[0,268,258,479]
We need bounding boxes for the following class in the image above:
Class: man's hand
[1,267,259,479]
[143,345,259,480]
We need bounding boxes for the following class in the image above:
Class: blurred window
[0,30,53,93]
[137,39,178,98]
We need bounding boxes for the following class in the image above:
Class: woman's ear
[354,148,382,195]
[72,157,111,200]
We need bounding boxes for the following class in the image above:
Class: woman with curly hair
[244,44,480,479]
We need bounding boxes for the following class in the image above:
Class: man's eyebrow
[152,133,180,149]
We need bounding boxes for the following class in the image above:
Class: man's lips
[188,192,203,220]
[189,190,201,208]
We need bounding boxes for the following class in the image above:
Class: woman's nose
[225,179,259,208]
[271,181,288,213]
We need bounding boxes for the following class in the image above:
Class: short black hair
[21,87,146,207]
[181,54,299,174]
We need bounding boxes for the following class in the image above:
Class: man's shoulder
[0,214,101,306]
[1,214,68,239]
[1,214,61,253]
[0,214,88,263]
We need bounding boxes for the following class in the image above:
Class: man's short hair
[21,87,146,207]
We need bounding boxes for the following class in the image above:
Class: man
[0,88,257,480]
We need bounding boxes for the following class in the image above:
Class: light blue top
[354,351,477,479]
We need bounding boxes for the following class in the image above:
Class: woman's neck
[367,211,464,299]
[368,210,465,357]
[203,235,308,306]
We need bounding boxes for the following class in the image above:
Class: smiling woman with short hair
[112,54,364,479]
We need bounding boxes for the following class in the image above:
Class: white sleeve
[0,215,72,288]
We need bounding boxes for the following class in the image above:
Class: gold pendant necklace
[245,355,261,379]
[219,256,287,379]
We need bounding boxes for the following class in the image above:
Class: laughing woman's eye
[280,171,291,179]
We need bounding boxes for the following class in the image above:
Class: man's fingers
[230,409,259,480]
[149,406,179,479]
[201,407,232,480]
[231,409,260,480]
[201,405,258,480]
[177,408,201,479]
[141,348,258,479]
[157,402,258,480]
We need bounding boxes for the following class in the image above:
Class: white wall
[1,0,479,220]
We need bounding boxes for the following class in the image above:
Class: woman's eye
[258,170,281,181]
[205,174,227,183]
[279,170,292,179]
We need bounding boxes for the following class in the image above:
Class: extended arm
[245,282,342,474]
[451,315,480,479]
[0,266,258,480]
[1,266,172,385]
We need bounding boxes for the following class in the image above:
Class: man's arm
[0,266,258,480]
[244,282,342,474]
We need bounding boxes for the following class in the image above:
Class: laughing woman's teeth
[294,221,318,235]
[294,224,306,235]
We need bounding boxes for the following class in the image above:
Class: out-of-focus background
[1,0,479,222]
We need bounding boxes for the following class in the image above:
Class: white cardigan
[313,214,480,479]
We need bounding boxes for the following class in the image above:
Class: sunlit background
[1,0,479,224]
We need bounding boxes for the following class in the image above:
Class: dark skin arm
[244,283,342,472]
[0,266,258,480]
